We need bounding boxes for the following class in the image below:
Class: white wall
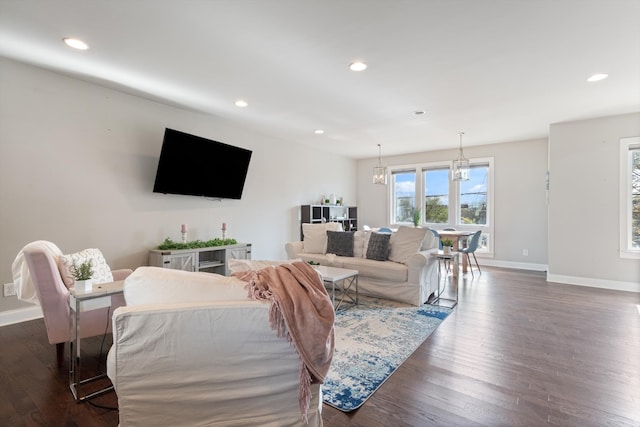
[548,113,640,292]
[0,58,356,313]
[356,138,549,269]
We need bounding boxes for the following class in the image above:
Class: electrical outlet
[3,283,16,297]
[522,249,529,256]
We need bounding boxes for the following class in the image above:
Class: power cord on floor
[87,399,118,411]
[83,306,118,411]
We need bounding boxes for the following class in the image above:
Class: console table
[149,243,251,276]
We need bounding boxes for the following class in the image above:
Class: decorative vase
[443,246,451,254]
[75,279,93,291]
[329,194,337,205]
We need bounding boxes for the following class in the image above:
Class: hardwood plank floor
[1,267,638,426]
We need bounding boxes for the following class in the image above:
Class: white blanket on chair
[12,240,62,305]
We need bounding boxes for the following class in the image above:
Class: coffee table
[314,265,358,310]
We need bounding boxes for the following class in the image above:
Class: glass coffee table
[313,265,359,310]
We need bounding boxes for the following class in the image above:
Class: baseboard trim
[479,258,548,272]
[0,306,43,327]
[547,273,640,293]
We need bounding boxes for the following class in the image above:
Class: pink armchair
[19,241,131,367]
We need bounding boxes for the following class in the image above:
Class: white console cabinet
[149,243,252,276]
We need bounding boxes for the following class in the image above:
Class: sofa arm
[285,241,304,259]
[407,248,438,289]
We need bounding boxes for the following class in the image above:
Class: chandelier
[372,144,388,185]
[452,132,470,181]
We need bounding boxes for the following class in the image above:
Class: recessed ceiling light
[235,100,248,107]
[349,61,367,72]
[587,73,608,82]
[63,37,89,50]
[314,129,325,134]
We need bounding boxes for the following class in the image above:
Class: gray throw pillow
[326,231,355,257]
[366,232,390,261]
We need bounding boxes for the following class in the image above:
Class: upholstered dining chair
[461,230,482,276]
[15,241,131,367]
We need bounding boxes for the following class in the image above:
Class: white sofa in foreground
[286,225,440,306]
[107,266,325,427]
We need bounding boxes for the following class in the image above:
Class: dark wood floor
[1,267,639,426]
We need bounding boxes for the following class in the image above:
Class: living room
[0,1,639,426]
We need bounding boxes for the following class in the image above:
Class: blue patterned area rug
[322,296,452,412]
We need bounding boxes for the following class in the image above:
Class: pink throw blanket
[233,261,335,422]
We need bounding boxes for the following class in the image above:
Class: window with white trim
[620,137,640,258]
[391,169,416,223]
[390,158,494,255]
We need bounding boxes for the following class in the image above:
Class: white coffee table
[314,265,359,310]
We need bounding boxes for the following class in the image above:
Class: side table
[430,251,459,308]
[69,280,124,402]
[313,265,359,310]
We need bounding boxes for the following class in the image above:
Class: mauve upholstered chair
[22,242,131,367]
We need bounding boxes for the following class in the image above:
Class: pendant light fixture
[373,144,388,185]
[452,132,470,181]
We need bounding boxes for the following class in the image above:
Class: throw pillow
[353,230,367,258]
[389,226,428,265]
[421,229,438,250]
[58,248,114,287]
[366,232,391,261]
[302,222,343,254]
[326,231,355,257]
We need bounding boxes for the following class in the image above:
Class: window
[620,137,640,258]
[424,167,449,223]
[392,170,416,223]
[390,158,494,255]
[459,163,488,225]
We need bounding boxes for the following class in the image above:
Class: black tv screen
[153,128,252,199]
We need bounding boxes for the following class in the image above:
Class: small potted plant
[441,239,454,254]
[412,208,421,227]
[71,259,94,291]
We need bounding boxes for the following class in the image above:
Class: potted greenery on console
[71,259,94,291]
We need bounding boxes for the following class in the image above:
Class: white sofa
[107,266,324,427]
[285,225,440,306]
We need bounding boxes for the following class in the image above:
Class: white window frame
[388,157,494,256]
[619,136,640,259]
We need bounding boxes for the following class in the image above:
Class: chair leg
[466,252,474,277]
[472,252,481,274]
[56,342,65,368]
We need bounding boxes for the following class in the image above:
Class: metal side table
[69,280,124,402]
[430,251,459,308]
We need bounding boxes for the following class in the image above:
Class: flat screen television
[153,128,252,200]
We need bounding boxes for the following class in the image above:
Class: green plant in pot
[441,239,454,253]
[412,208,421,227]
[71,259,94,291]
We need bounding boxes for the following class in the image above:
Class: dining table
[436,230,475,273]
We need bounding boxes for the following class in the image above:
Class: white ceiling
[1,0,638,159]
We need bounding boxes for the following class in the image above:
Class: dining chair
[428,228,450,272]
[461,230,482,276]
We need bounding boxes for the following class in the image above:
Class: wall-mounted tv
[153,128,252,200]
